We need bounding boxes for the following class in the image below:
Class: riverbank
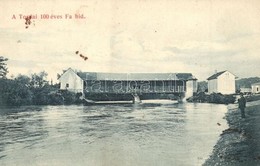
[186,92,236,104]
[203,100,260,166]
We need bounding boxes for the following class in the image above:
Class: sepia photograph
[0,0,260,165]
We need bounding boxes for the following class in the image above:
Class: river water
[0,101,228,166]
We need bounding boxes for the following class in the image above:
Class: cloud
[0,0,260,81]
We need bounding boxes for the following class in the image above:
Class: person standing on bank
[238,93,246,118]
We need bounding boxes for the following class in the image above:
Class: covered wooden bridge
[59,68,197,103]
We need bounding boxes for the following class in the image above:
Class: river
[0,101,228,166]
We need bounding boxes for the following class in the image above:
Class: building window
[66,83,69,88]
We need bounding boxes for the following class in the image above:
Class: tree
[15,74,31,87]
[0,56,8,78]
[0,78,32,106]
[30,71,48,88]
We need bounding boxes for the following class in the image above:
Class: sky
[0,0,260,82]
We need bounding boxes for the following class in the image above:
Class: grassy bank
[246,94,260,102]
[203,101,260,165]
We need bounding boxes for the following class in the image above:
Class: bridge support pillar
[177,96,185,103]
[132,93,141,104]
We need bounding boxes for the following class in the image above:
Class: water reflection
[0,102,228,166]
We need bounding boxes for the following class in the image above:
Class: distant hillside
[236,77,260,89]
[197,77,260,92]
[197,81,208,92]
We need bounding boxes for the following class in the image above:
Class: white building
[252,82,260,94]
[58,68,84,93]
[207,70,236,95]
[186,79,198,98]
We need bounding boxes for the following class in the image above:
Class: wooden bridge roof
[77,72,197,81]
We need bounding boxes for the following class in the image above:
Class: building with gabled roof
[207,70,236,94]
[58,68,198,102]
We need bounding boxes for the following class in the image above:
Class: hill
[236,77,260,89]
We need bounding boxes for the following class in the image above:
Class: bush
[0,79,32,106]
[0,71,84,106]
[187,92,236,104]
[59,90,83,105]
[48,93,64,105]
